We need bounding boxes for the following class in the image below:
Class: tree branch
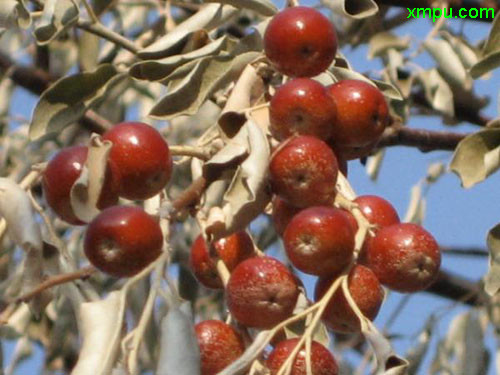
[426,269,488,306]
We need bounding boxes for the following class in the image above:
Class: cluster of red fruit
[189,6,441,375]
[42,122,172,277]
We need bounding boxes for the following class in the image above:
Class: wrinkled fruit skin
[283,206,355,276]
[363,223,441,293]
[226,256,299,329]
[270,78,336,141]
[264,6,337,77]
[84,206,163,277]
[103,122,173,200]
[42,145,120,225]
[267,338,339,375]
[327,80,390,148]
[195,320,245,375]
[271,196,302,237]
[269,136,338,208]
[189,232,255,289]
[315,265,384,333]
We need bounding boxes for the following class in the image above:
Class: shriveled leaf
[156,301,201,375]
[71,291,125,375]
[206,0,277,16]
[70,135,113,223]
[78,31,100,71]
[440,31,479,70]
[130,36,233,81]
[29,64,123,140]
[138,4,239,60]
[363,322,409,375]
[450,128,500,188]
[371,79,404,101]
[0,0,31,30]
[33,0,79,45]
[328,0,378,19]
[470,14,500,78]
[424,38,472,89]
[417,69,454,116]
[485,223,500,296]
[368,32,410,59]
[366,149,385,181]
[404,183,426,225]
[406,316,435,374]
[0,178,42,252]
[149,52,260,119]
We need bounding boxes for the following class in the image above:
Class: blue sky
[3,5,500,375]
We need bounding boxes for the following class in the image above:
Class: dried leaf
[450,128,500,188]
[138,4,239,60]
[328,0,378,19]
[78,31,100,71]
[149,52,260,119]
[485,223,500,296]
[405,316,435,374]
[417,69,454,117]
[71,291,125,375]
[368,32,410,59]
[70,134,113,223]
[33,0,79,45]
[404,184,426,225]
[29,64,123,140]
[440,31,479,70]
[156,301,201,375]
[0,0,31,30]
[470,14,500,78]
[206,0,277,16]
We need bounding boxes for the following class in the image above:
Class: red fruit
[269,136,338,208]
[327,80,390,148]
[42,146,120,225]
[267,338,338,375]
[271,196,302,236]
[189,232,255,289]
[226,256,299,329]
[355,195,399,229]
[283,206,354,276]
[264,6,337,77]
[84,206,163,277]
[315,265,384,333]
[103,122,173,200]
[363,223,441,292]
[270,78,336,141]
[195,320,245,375]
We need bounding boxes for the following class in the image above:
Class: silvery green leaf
[406,316,435,374]
[0,0,30,30]
[417,69,454,116]
[149,52,260,119]
[33,0,79,45]
[327,0,378,19]
[470,14,500,78]
[485,223,500,296]
[78,31,100,71]
[440,31,479,69]
[29,64,124,140]
[138,4,239,60]
[205,0,277,16]
[368,32,410,59]
[450,128,500,188]
[71,291,125,375]
[156,301,200,375]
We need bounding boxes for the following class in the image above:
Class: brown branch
[377,125,467,151]
[426,269,488,306]
[441,246,489,257]
[171,176,208,212]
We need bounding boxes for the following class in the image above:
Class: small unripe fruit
[283,206,354,276]
[267,338,338,375]
[264,6,337,77]
[42,146,120,225]
[315,265,384,333]
[195,320,245,375]
[327,80,390,148]
[271,196,302,236]
[226,256,299,329]
[189,232,254,289]
[363,223,441,293]
[270,78,336,141]
[269,136,338,208]
[103,122,173,200]
[84,206,163,277]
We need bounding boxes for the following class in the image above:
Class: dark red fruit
[189,232,255,289]
[269,136,338,208]
[226,256,299,329]
[283,206,354,276]
[42,146,120,225]
[315,265,384,333]
[84,206,163,277]
[271,196,302,236]
[103,122,173,200]
[355,195,399,229]
[195,320,245,375]
[270,78,336,141]
[363,223,441,292]
[327,80,390,148]
[267,338,338,375]
[264,6,337,77]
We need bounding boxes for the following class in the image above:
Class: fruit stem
[216,259,231,286]
[169,145,210,161]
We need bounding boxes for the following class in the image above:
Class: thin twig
[76,20,139,55]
